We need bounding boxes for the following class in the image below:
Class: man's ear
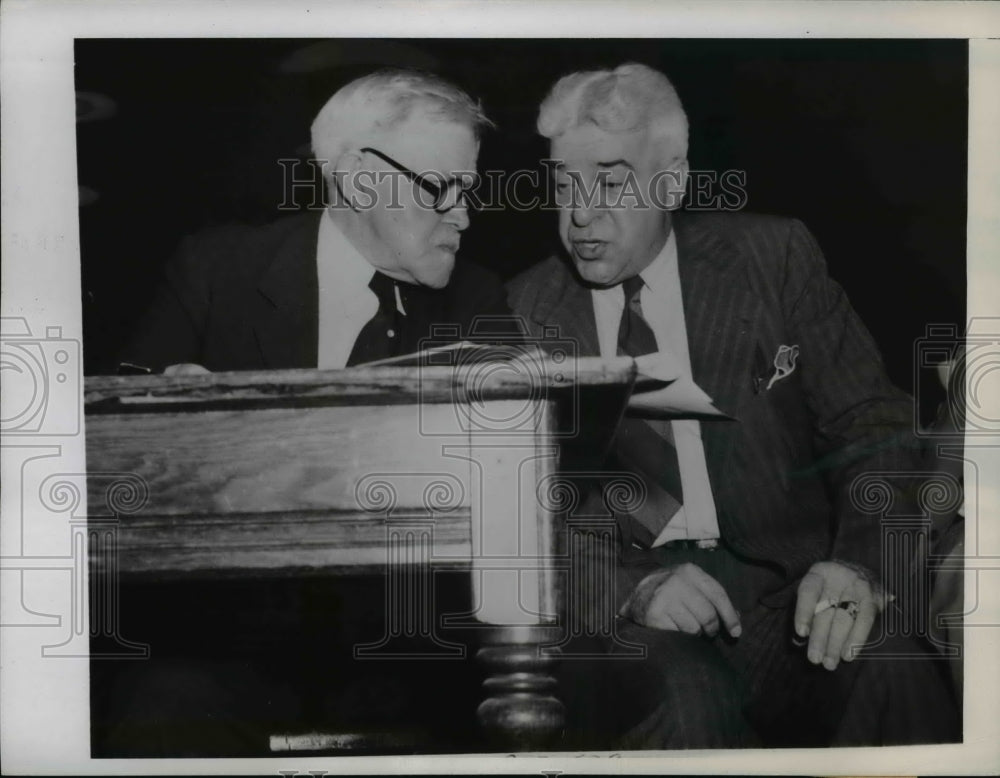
[331,150,366,211]
[655,157,689,211]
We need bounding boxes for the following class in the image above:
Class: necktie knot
[368,271,397,314]
[617,275,656,357]
[621,275,645,306]
[347,272,401,367]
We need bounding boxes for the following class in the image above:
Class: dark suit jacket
[507,211,920,605]
[121,211,516,372]
[110,210,520,743]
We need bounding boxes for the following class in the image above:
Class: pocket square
[765,344,800,390]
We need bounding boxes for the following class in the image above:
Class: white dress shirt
[591,230,721,546]
[316,211,405,369]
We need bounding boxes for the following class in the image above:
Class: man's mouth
[572,239,606,259]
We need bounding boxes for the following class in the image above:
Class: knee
[628,622,745,690]
[618,625,753,748]
[833,633,961,745]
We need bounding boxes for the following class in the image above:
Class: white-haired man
[120,68,514,374]
[508,62,958,749]
[100,69,513,757]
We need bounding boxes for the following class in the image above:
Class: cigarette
[813,598,838,615]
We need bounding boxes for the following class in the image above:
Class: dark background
[75,38,967,420]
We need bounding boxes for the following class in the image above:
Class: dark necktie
[614,275,684,547]
[346,272,404,366]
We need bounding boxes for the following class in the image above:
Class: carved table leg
[476,624,564,751]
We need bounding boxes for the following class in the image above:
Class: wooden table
[84,356,639,750]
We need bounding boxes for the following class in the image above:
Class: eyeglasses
[360,147,476,213]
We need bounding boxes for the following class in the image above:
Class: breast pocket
[738,366,815,487]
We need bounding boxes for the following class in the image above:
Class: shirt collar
[320,211,411,315]
[318,209,378,290]
[636,228,678,293]
[592,227,678,304]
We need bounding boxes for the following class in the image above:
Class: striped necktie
[614,275,684,547]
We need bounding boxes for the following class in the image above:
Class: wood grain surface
[86,403,471,516]
[84,356,640,412]
[85,359,637,588]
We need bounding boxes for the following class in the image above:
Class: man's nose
[443,196,471,231]
[571,202,597,228]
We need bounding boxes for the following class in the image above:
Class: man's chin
[423,277,451,290]
[416,256,455,289]
[572,256,622,288]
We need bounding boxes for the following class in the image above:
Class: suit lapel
[253,212,322,369]
[674,213,764,522]
[525,217,770,550]
[526,257,601,356]
[527,219,763,415]
[675,213,761,416]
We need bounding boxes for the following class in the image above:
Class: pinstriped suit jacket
[507,211,920,604]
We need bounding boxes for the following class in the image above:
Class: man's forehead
[377,114,479,172]
[551,124,649,169]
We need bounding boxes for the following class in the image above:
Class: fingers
[842,598,878,662]
[670,603,704,635]
[641,591,690,632]
[642,576,710,634]
[682,592,721,637]
[635,564,736,637]
[164,363,210,376]
[806,606,834,666]
[653,614,680,632]
[647,594,715,636]
[804,569,842,665]
[822,608,855,670]
[798,565,881,670]
[688,566,741,637]
[794,570,824,638]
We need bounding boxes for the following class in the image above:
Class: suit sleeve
[118,232,224,372]
[780,219,921,589]
[451,262,527,343]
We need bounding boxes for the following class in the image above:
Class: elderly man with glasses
[98,69,514,757]
[119,68,513,375]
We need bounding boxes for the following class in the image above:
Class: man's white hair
[311,68,493,173]
[537,62,688,161]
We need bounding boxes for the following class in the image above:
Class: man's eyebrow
[597,159,634,170]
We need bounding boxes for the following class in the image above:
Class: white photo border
[2,1,999,774]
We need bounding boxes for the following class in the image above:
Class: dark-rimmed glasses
[360,147,477,213]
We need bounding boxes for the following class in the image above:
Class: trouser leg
[556,620,756,750]
[728,606,961,746]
